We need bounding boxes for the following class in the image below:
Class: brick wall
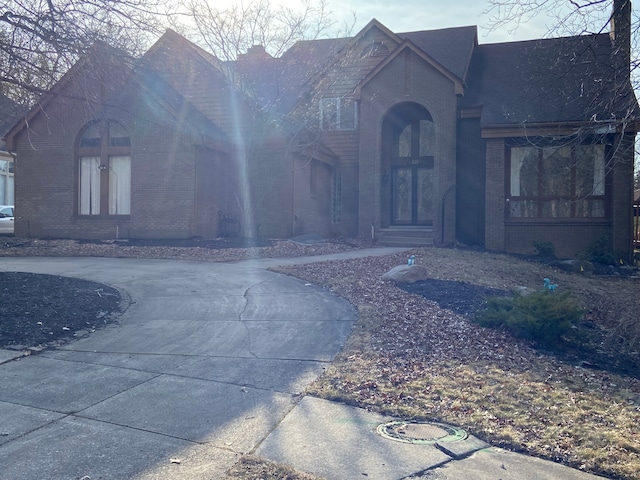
[505,222,611,258]
[358,48,459,243]
[247,142,294,238]
[610,133,635,256]
[292,158,331,237]
[13,56,234,240]
[484,138,506,251]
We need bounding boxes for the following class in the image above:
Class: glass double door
[391,166,434,225]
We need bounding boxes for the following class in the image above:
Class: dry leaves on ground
[275,248,640,480]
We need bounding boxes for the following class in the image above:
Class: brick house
[4,2,638,258]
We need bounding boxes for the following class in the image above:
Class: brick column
[485,138,506,251]
[611,132,635,258]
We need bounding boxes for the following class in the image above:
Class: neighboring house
[4,1,638,258]
[0,93,25,206]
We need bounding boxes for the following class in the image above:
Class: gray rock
[550,259,593,273]
[381,264,429,284]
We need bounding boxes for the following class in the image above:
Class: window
[508,141,607,219]
[320,97,357,131]
[395,117,435,161]
[361,41,389,58]
[77,121,131,215]
[0,158,14,205]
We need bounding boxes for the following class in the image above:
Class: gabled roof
[5,43,136,151]
[351,18,402,45]
[5,39,230,152]
[463,33,637,127]
[144,29,227,77]
[355,39,466,98]
[398,25,477,81]
[132,66,230,149]
[235,20,477,118]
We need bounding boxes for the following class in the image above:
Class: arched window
[77,120,131,216]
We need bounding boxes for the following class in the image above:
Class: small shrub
[577,235,618,266]
[533,240,556,258]
[475,291,585,347]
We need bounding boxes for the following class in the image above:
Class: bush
[532,240,556,258]
[475,291,585,347]
[577,235,619,266]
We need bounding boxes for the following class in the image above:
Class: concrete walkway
[0,250,608,479]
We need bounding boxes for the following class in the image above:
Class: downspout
[441,185,456,245]
[291,153,296,237]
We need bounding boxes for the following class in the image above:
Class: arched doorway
[381,102,435,226]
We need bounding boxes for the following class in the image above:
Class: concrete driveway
[0,256,356,479]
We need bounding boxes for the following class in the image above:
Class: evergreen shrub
[475,291,584,347]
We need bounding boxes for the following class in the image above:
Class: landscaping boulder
[382,264,429,284]
[550,259,594,274]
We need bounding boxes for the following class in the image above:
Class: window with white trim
[320,97,357,131]
[77,121,131,215]
[0,158,14,204]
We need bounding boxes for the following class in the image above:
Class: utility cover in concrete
[256,397,482,480]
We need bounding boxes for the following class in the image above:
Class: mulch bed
[400,279,512,316]
[0,272,122,348]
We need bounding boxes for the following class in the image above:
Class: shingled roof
[462,33,637,126]
[398,25,477,81]
[0,94,27,151]
[201,21,636,133]
[233,37,350,116]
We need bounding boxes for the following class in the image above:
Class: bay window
[508,141,608,219]
[77,121,131,216]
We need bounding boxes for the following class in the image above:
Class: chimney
[610,0,632,82]
[237,45,273,61]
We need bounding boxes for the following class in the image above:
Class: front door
[392,166,434,225]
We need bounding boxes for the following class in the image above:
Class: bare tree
[484,1,637,155]
[484,0,639,87]
[179,0,353,61]
[0,0,175,104]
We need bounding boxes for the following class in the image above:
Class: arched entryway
[381,102,435,227]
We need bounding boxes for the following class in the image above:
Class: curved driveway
[0,255,361,479]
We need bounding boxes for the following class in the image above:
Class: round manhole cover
[377,421,467,445]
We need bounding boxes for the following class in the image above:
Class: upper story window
[507,140,608,219]
[77,120,131,216]
[320,97,358,131]
[361,41,389,58]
